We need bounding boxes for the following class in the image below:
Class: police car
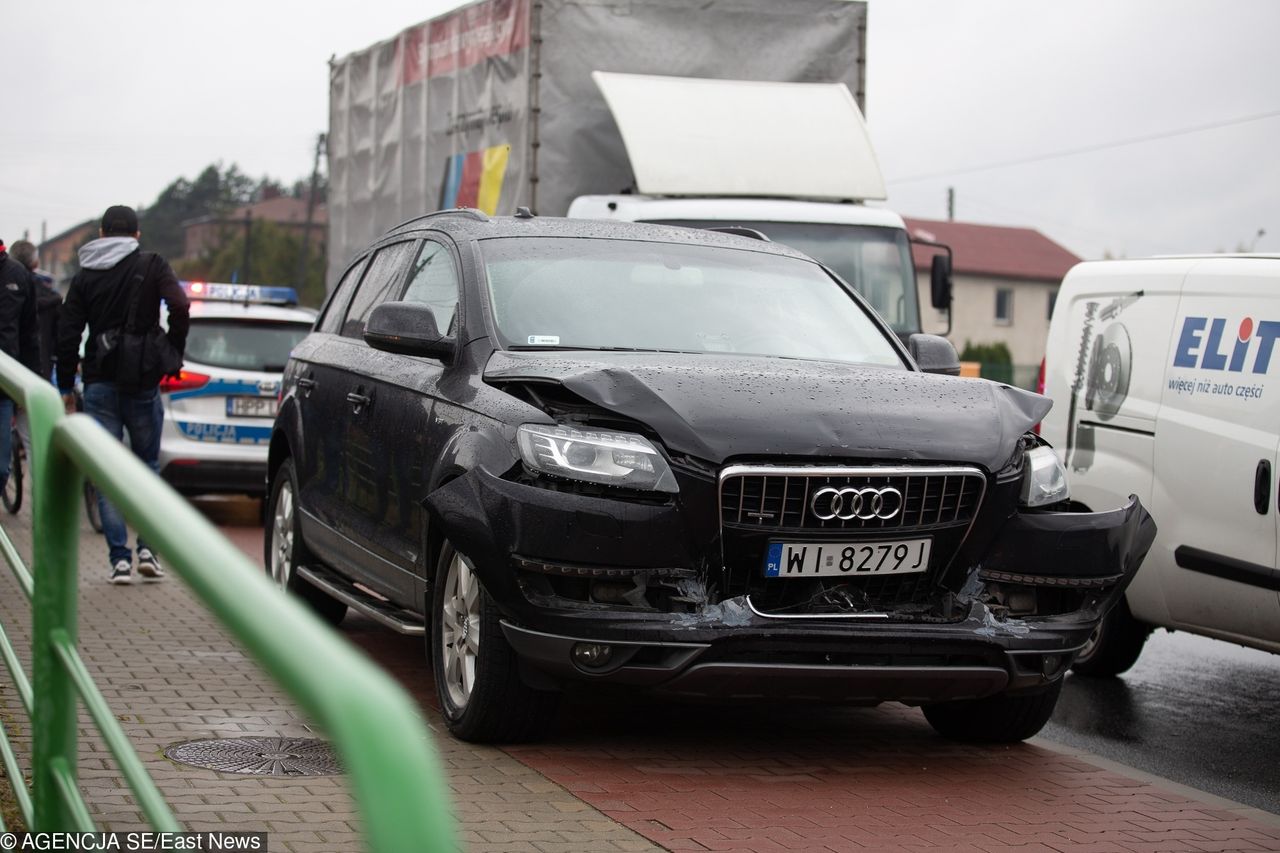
[159,282,316,497]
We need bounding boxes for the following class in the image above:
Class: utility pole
[946,187,955,221]
[297,132,326,294]
[241,209,253,284]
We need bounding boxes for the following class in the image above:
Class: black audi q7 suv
[266,211,1155,743]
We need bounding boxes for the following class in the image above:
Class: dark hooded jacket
[0,249,41,398]
[56,237,189,393]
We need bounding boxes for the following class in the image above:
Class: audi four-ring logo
[810,486,903,520]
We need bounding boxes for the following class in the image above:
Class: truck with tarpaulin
[327,0,954,338]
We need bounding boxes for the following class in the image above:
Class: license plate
[765,538,932,578]
[226,396,279,418]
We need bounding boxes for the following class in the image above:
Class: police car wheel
[266,458,346,626]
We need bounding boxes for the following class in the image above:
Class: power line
[888,109,1280,185]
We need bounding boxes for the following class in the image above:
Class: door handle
[1254,459,1271,515]
[296,376,316,397]
[346,390,373,413]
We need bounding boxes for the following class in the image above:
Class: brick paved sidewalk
[2,495,1279,853]
[0,501,658,853]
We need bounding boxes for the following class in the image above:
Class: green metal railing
[0,351,455,850]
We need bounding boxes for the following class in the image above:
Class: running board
[295,565,426,636]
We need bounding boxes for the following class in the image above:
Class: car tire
[922,680,1063,743]
[1070,598,1151,677]
[265,458,347,627]
[429,541,559,743]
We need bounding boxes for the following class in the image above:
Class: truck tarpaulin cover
[327,0,868,286]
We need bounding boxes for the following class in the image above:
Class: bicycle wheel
[2,429,22,515]
[84,480,103,533]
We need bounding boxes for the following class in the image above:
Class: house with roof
[906,217,1081,387]
[38,218,99,289]
[181,195,327,260]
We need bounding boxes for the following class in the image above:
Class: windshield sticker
[527,335,560,346]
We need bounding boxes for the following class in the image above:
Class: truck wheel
[429,542,558,743]
[923,680,1063,743]
[266,458,347,627]
[1070,598,1151,677]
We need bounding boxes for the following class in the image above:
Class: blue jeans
[0,397,12,491]
[82,383,162,565]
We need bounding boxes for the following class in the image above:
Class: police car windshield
[185,320,311,372]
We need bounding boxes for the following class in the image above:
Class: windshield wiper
[507,345,702,354]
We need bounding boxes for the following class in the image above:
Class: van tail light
[1033,357,1046,434]
[159,370,211,393]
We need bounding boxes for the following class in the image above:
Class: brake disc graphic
[1084,322,1132,420]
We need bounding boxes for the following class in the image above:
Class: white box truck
[327,0,954,339]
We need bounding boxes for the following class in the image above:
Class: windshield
[184,319,312,372]
[647,220,920,336]
[482,237,905,369]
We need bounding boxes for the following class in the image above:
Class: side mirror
[364,301,455,362]
[930,254,953,310]
[908,333,961,376]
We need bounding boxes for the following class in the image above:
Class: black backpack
[92,252,181,391]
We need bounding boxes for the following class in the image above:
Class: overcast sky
[4,0,1277,261]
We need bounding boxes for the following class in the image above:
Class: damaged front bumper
[426,468,1156,704]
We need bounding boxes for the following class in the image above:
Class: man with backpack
[56,205,190,585]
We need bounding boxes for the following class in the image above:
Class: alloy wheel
[439,551,482,710]
[271,480,295,587]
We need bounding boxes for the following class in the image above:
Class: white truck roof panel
[592,72,887,202]
[568,195,906,229]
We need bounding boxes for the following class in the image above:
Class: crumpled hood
[78,237,138,270]
[485,351,1052,472]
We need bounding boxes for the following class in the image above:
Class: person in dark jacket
[0,239,41,497]
[56,205,190,585]
[9,240,62,384]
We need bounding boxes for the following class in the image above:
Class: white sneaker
[109,560,133,585]
[137,548,165,581]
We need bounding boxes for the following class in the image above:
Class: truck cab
[568,196,923,338]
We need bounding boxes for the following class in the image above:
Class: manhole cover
[164,737,341,776]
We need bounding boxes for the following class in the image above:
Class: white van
[1041,255,1280,674]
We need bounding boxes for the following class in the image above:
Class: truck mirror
[930,254,953,310]
[908,334,961,376]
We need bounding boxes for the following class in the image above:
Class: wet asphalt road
[1043,628,1280,815]
[199,496,1280,817]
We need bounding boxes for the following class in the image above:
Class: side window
[995,287,1014,326]
[341,242,416,339]
[402,241,460,334]
[317,256,369,334]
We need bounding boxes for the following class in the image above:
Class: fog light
[572,642,613,668]
[1042,654,1066,678]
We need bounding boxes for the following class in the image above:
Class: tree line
[71,163,329,307]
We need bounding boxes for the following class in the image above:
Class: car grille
[718,465,987,610]
[720,467,985,532]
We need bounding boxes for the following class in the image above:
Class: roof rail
[705,226,771,242]
[386,208,490,233]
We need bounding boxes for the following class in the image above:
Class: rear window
[184,319,312,372]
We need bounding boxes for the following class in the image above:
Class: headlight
[517,424,679,493]
[1020,446,1070,507]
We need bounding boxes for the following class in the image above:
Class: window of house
[995,288,1013,325]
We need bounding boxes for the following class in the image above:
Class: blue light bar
[180,281,299,305]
